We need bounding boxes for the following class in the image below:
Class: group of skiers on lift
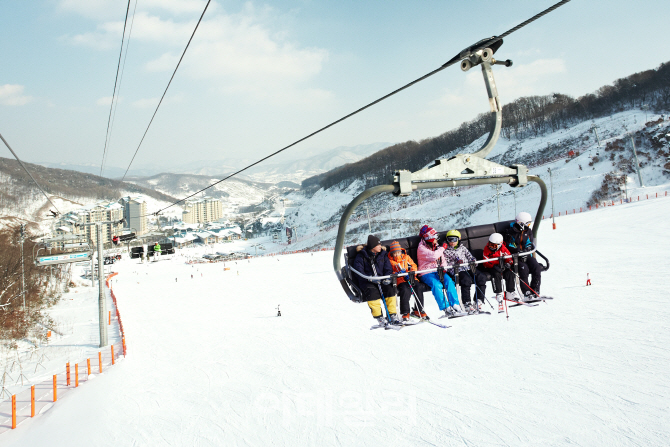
[353,211,542,326]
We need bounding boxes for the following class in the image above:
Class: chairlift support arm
[332,46,548,298]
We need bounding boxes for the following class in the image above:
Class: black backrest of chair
[494,220,515,234]
[344,220,515,268]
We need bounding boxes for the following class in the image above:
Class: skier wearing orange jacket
[387,241,429,321]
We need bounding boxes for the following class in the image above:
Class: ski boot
[496,293,504,313]
[463,302,475,314]
[401,313,411,322]
[375,316,388,327]
[411,309,429,320]
[390,314,404,326]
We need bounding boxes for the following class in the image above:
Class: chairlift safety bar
[348,248,537,283]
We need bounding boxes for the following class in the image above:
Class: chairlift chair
[333,39,550,302]
[34,235,94,266]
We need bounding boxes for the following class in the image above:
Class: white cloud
[63,3,332,105]
[0,84,33,106]
[96,96,122,106]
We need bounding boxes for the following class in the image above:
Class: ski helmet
[515,211,532,226]
[446,229,461,239]
[489,233,503,244]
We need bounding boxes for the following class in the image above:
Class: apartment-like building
[182,197,222,224]
[119,196,148,235]
[73,202,124,247]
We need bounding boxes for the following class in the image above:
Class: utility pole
[629,134,644,187]
[547,168,556,230]
[79,219,122,348]
[591,124,601,147]
[20,224,26,311]
[493,184,501,221]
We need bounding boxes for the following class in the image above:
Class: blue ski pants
[419,272,459,310]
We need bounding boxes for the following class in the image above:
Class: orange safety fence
[0,273,126,434]
[541,191,667,222]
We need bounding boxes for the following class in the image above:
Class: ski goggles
[517,221,532,227]
[446,236,460,243]
[488,242,502,249]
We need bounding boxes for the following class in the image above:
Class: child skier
[482,233,518,312]
[387,241,429,321]
[416,225,461,316]
[442,229,487,313]
[502,211,542,298]
[353,235,402,326]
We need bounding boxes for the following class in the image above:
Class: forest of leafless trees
[303,62,670,193]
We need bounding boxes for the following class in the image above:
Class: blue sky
[1,0,669,176]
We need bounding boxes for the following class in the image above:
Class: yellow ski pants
[368,296,398,318]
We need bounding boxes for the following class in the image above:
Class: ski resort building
[182,197,223,224]
[119,196,148,235]
[74,202,124,247]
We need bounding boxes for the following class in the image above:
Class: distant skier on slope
[353,235,402,327]
[442,229,487,313]
[387,240,429,321]
[416,225,461,317]
[482,233,518,312]
[502,212,542,298]
[586,273,591,286]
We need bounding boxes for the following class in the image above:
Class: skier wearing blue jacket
[502,211,542,298]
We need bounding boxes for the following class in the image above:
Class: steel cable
[100,0,132,177]
[101,0,139,178]
[0,132,61,215]
[146,0,572,216]
[121,0,212,182]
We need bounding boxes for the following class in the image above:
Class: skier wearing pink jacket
[417,225,461,316]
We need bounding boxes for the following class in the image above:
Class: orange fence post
[66,362,70,386]
[53,375,57,402]
[31,385,35,417]
[11,395,16,429]
[552,223,556,230]
[111,345,115,365]
[108,310,111,325]
[98,351,102,373]
[75,363,79,387]
[87,358,91,376]
[122,337,126,356]
[646,194,648,199]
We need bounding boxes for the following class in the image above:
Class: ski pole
[508,268,541,298]
[469,269,493,310]
[371,262,393,324]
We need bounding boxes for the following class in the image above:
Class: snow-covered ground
[2,195,669,446]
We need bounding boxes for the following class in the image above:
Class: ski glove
[442,243,449,249]
[407,271,416,286]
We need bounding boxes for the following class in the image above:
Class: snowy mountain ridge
[280,110,670,251]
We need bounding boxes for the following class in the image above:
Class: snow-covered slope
[3,196,669,446]
[283,110,670,250]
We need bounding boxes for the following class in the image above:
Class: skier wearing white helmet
[482,233,517,312]
[502,211,542,298]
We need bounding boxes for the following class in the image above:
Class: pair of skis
[506,295,553,308]
[370,315,450,330]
